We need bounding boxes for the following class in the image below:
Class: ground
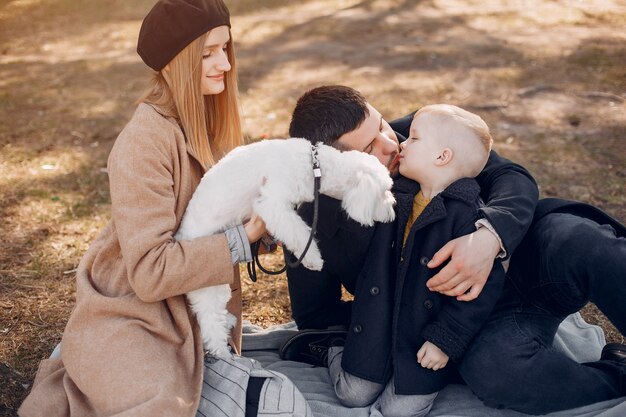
[0,0,624,415]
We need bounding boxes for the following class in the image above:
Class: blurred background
[1,0,624,414]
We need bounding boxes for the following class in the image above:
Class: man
[284,85,536,330]
[281,85,626,414]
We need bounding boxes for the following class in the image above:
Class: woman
[19,0,266,415]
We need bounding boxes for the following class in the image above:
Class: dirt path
[1,0,624,414]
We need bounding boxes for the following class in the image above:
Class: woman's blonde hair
[140,29,242,170]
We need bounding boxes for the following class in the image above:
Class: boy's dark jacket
[341,175,506,395]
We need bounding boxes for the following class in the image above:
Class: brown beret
[137,0,231,71]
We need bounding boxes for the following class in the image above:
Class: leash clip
[312,143,321,178]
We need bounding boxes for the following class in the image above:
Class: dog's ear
[364,162,395,224]
[341,171,380,226]
[375,189,396,223]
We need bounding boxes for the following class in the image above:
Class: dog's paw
[225,313,237,330]
[301,246,324,271]
[210,345,233,359]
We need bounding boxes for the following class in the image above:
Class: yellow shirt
[403,190,432,246]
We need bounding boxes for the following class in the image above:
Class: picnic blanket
[49,313,625,416]
[241,313,626,417]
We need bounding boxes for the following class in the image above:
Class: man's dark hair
[289,85,369,147]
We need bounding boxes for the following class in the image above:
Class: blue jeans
[459,213,626,414]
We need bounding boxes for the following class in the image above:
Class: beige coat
[19,103,242,416]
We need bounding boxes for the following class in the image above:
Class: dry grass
[1,0,625,415]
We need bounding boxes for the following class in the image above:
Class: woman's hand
[244,214,267,244]
[417,341,449,371]
[425,227,501,301]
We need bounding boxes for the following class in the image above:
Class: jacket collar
[394,177,481,244]
[440,177,481,204]
[143,103,206,169]
[393,176,480,205]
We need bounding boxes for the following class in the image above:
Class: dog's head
[339,151,396,227]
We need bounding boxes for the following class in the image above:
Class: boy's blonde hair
[140,30,242,170]
[416,104,493,152]
[415,104,492,177]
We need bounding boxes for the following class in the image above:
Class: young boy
[395,104,505,380]
[331,104,506,416]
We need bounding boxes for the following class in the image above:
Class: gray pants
[198,354,312,417]
[328,347,437,417]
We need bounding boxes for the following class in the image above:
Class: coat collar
[394,177,481,246]
[143,103,206,169]
[440,177,481,204]
[393,176,480,206]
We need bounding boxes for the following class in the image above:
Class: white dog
[175,138,395,357]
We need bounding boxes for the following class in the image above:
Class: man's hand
[417,341,449,371]
[426,228,500,301]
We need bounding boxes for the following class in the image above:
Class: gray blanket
[49,313,625,416]
[241,314,626,417]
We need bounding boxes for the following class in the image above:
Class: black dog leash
[246,143,322,282]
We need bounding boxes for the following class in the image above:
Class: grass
[1,0,625,415]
